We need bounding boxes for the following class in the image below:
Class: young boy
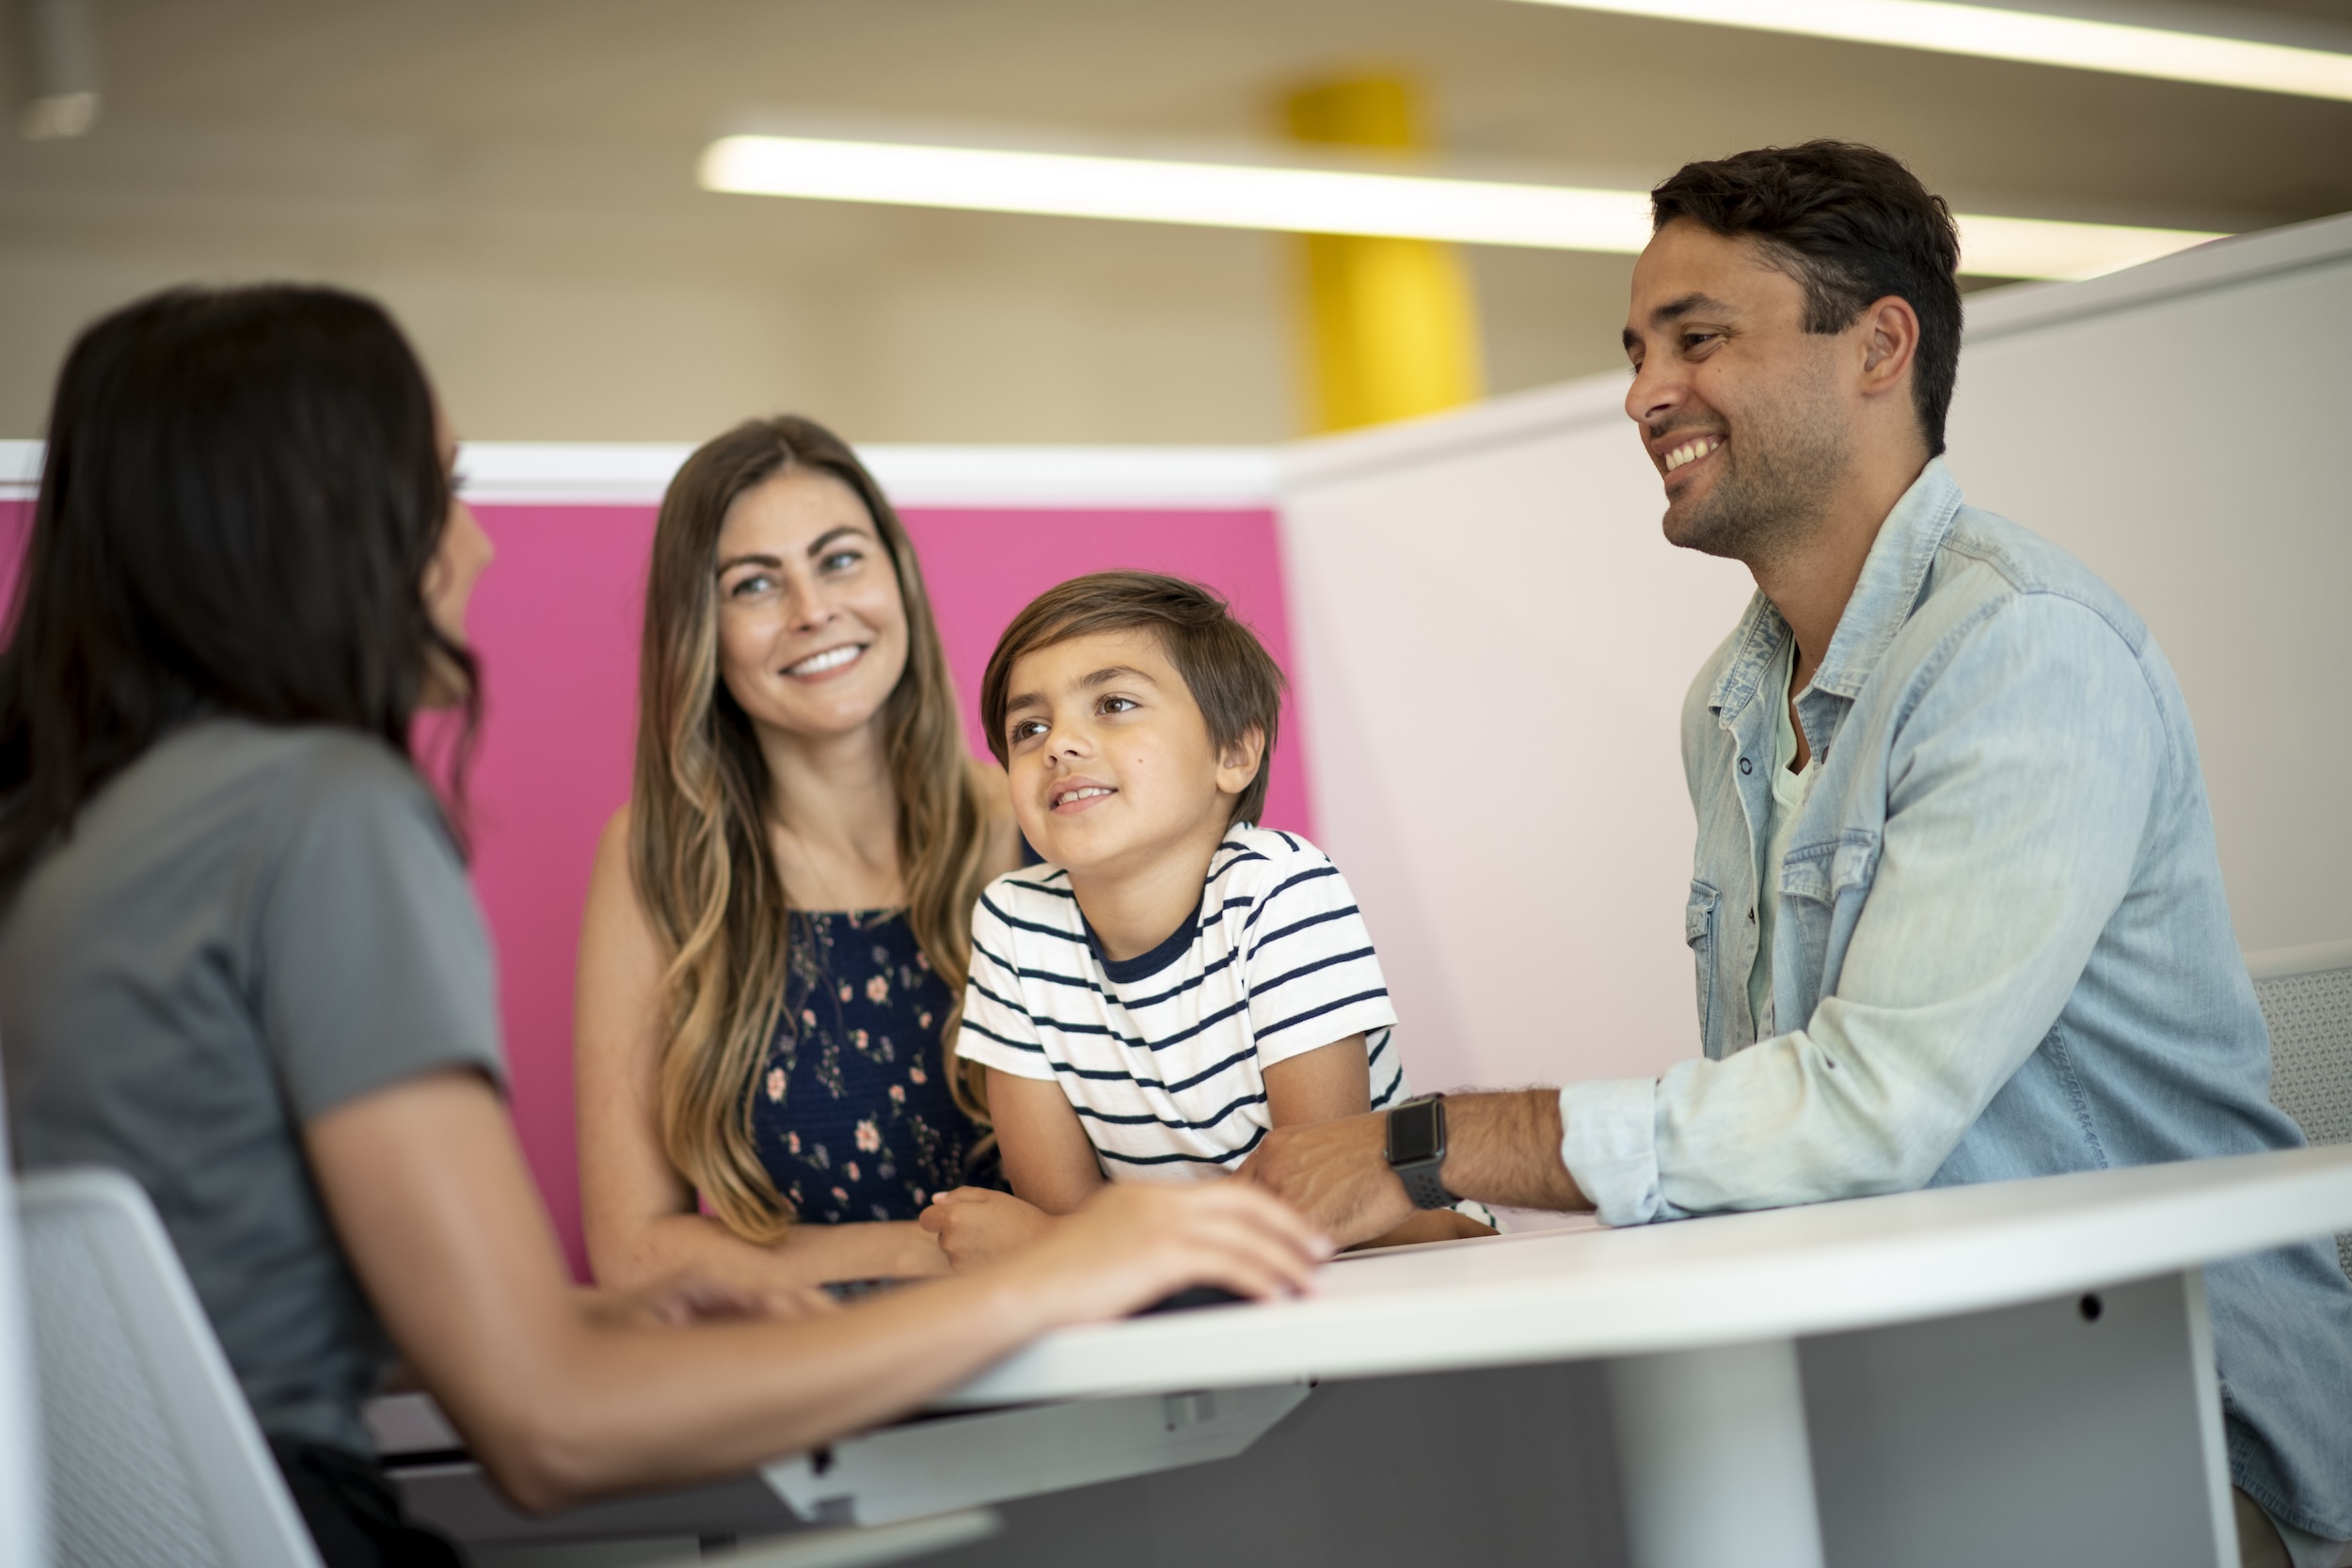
[921,571,1490,1265]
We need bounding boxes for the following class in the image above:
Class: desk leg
[1799,1271,2233,1568]
[1606,1337,1825,1568]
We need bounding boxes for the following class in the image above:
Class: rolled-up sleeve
[1565,594,2168,1224]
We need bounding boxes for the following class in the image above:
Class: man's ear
[1856,294,1921,399]
[1216,725,1267,797]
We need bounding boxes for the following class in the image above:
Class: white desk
[386,1148,2352,1568]
[782,1146,2352,1568]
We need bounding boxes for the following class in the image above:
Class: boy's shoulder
[1207,824,1342,894]
[975,863,1085,939]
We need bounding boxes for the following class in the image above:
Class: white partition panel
[1944,214,2352,956]
[1282,212,2352,1095]
[1281,384,1754,1092]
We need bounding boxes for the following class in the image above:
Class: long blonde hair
[630,416,993,1243]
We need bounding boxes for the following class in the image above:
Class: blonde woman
[577,417,1021,1291]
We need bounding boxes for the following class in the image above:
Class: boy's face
[1001,628,1263,881]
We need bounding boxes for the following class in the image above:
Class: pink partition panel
[3,497,1302,1276]
[436,502,1301,1275]
[0,502,27,612]
[902,508,1309,834]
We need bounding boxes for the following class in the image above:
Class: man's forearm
[1442,1090,1588,1212]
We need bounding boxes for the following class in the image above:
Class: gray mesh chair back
[17,1166,323,1568]
[2249,939,2352,1280]
[0,1092,50,1568]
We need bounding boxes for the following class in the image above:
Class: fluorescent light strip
[1504,0,2352,100]
[704,135,1655,253]
[700,135,2223,280]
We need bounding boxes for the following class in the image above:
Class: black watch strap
[1397,1159,1455,1211]
[1386,1094,1457,1211]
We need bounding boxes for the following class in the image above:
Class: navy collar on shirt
[1086,904,1201,984]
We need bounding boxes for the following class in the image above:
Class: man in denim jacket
[1247,141,2352,1562]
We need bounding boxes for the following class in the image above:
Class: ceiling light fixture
[699,135,2224,280]
[1501,0,2352,100]
[13,0,103,141]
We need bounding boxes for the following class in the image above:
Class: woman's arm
[310,1069,1326,1511]
[574,810,946,1291]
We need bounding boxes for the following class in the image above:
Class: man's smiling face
[1622,219,1855,567]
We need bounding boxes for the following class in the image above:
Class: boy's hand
[921,1187,1056,1270]
[1241,1112,1417,1249]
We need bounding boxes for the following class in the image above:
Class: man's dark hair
[1651,141,1962,455]
[981,571,1286,827]
[0,284,474,884]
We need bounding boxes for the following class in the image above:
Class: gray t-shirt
[1,719,503,1454]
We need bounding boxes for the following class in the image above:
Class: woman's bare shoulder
[963,754,1010,803]
[962,757,1022,873]
[589,804,637,884]
[585,805,655,924]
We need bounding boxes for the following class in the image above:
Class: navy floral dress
[748,910,993,1223]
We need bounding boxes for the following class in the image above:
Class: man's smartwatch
[1385,1094,1457,1210]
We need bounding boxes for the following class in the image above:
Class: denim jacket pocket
[1830,833,1880,896]
[1778,831,1882,1006]
[1686,880,1721,1053]
[1778,831,1882,905]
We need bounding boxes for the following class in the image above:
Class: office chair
[18,1166,326,1568]
[0,1091,49,1568]
[2249,939,2352,1280]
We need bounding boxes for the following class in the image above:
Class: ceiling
[0,0,2344,441]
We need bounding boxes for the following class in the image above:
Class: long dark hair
[0,284,476,884]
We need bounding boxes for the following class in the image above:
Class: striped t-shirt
[956,826,1408,1181]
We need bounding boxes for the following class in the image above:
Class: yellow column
[1284,74,1485,434]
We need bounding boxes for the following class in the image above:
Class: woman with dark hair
[574,418,1015,1292]
[0,285,1327,1567]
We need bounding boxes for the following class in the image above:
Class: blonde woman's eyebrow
[804,526,873,557]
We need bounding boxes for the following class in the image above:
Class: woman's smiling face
[712,467,910,743]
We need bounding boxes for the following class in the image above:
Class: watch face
[1388,1100,1442,1164]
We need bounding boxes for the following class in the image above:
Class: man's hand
[921,1187,1057,1270]
[1359,1210,1498,1250]
[1243,1091,1588,1246]
[1240,1112,1417,1249]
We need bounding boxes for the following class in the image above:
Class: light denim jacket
[1560,459,2352,1537]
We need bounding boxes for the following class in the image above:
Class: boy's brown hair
[980,570,1286,827]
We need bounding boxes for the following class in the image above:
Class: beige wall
[0,113,1637,446]
[4,0,2343,447]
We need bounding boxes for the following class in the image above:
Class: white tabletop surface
[938,1146,2352,1409]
